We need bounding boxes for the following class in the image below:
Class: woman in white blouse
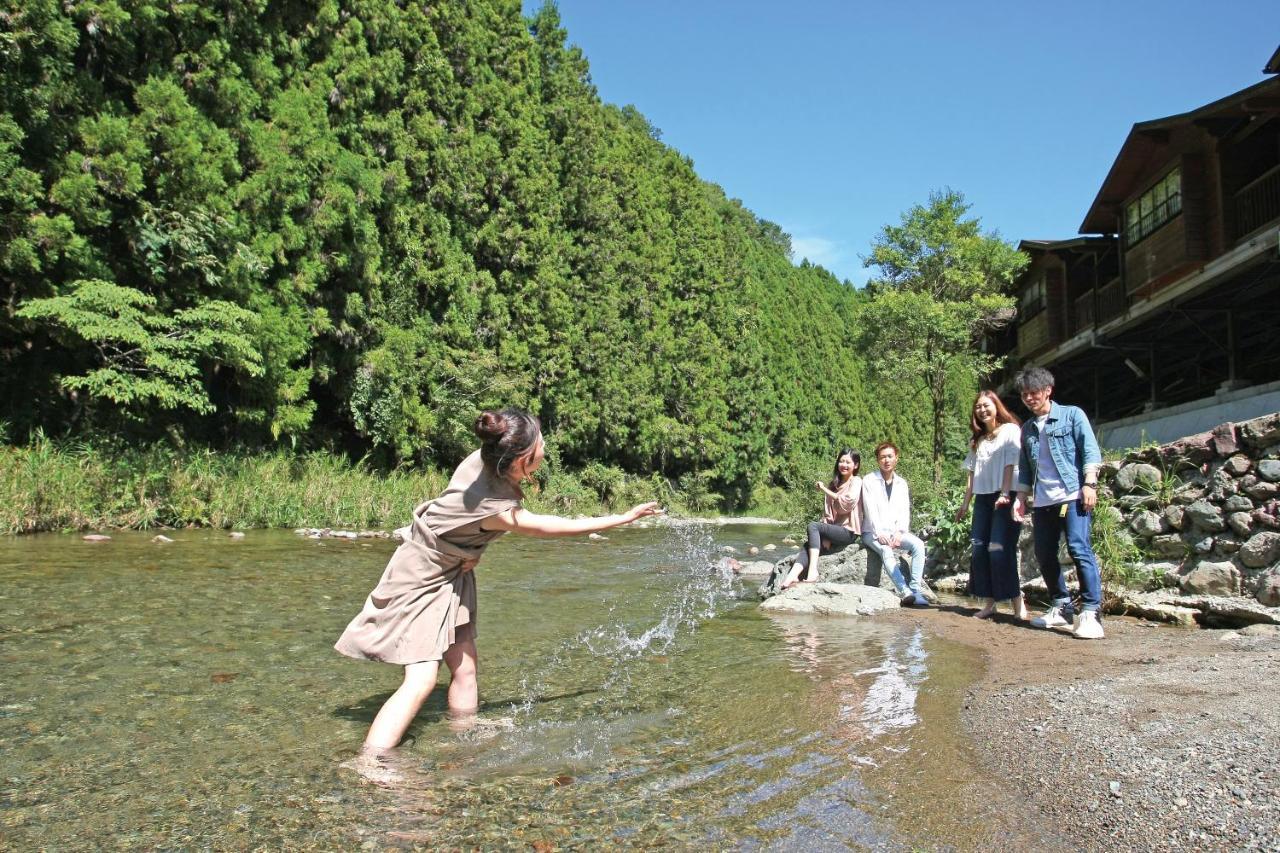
[954,391,1028,620]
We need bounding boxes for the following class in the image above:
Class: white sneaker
[1072,610,1105,640]
[911,592,930,607]
[1030,606,1070,629]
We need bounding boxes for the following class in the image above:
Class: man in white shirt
[860,442,929,607]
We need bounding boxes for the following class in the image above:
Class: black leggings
[794,522,858,577]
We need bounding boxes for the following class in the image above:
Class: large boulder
[758,544,906,599]
[759,583,904,617]
[1179,559,1241,596]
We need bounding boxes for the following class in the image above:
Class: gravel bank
[881,603,1280,851]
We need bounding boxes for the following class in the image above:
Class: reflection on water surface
[1,524,1025,849]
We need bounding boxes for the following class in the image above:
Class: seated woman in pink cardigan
[780,448,863,589]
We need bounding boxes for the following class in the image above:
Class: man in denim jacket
[1010,366,1106,640]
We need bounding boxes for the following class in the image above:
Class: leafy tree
[861,189,1026,482]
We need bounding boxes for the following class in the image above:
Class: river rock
[1162,505,1186,531]
[1240,412,1280,448]
[1223,455,1252,476]
[588,533,607,541]
[1115,591,1200,626]
[1149,534,1187,558]
[758,545,905,599]
[1184,500,1225,533]
[746,546,759,556]
[1115,463,1162,494]
[1258,459,1280,483]
[1226,511,1253,538]
[763,543,777,551]
[716,556,743,574]
[1189,535,1215,554]
[151,534,174,544]
[1223,494,1254,513]
[1179,559,1240,596]
[1245,480,1279,501]
[1212,533,1241,556]
[721,545,737,554]
[736,560,775,578]
[931,574,971,593]
[1239,532,1280,569]
[1254,569,1280,607]
[82,534,111,542]
[229,531,246,540]
[1130,510,1166,537]
[759,583,904,617]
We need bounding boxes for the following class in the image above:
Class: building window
[1019,275,1046,319]
[1125,167,1182,245]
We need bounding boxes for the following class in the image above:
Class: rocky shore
[878,604,1280,851]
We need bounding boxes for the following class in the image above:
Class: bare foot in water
[341,748,404,786]
[447,709,516,738]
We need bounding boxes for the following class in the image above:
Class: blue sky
[522,1,1279,285]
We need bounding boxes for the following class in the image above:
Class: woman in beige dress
[336,408,661,751]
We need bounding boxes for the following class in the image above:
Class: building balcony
[1234,163,1280,242]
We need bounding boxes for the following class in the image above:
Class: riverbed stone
[1189,535,1215,554]
[1257,459,1280,483]
[1239,532,1280,569]
[1130,510,1167,537]
[1223,494,1254,513]
[1227,512,1254,538]
[1179,560,1240,596]
[1244,479,1279,501]
[1115,463,1162,494]
[1212,533,1241,556]
[1162,505,1186,531]
[1184,500,1225,533]
[1254,569,1280,607]
[1223,455,1252,476]
[1240,412,1280,448]
[735,559,775,577]
[1150,534,1188,558]
[758,583,905,617]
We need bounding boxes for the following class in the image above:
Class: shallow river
[1,524,1038,850]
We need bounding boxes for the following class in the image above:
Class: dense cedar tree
[1,0,940,505]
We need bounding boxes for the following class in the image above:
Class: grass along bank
[0,439,823,535]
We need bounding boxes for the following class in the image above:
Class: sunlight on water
[0,525,1027,849]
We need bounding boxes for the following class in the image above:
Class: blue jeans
[968,493,1021,601]
[862,531,926,594]
[1032,500,1102,613]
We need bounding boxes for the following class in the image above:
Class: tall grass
[0,438,448,534]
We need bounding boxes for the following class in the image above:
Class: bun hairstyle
[474,408,542,477]
[830,448,861,489]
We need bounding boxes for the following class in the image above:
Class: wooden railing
[1097,277,1127,324]
[1072,292,1093,335]
[1234,163,1280,240]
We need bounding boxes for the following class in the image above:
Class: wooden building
[997,51,1280,448]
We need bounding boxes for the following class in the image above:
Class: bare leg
[1010,593,1030,621]
[443,634,479,718]
[803,547,820,583]
[363,660,439,750]
[780,552,808,589]
[973,597,996,619]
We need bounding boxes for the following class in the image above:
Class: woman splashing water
[335,408,661,761]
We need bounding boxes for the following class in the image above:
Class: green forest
[0,1,1018,529]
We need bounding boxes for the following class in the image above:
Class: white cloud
[790,235,842,269]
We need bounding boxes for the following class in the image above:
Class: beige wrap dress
[334,450,521,665]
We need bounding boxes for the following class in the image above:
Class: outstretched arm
[481,502,663,537]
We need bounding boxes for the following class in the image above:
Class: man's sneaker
[911,592,930,607]
[1030,606,1070,629]
[1072,610,1105,640]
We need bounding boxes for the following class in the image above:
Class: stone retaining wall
[1096,412,1280,608]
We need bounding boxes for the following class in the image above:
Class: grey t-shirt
[1033,414,1078,507]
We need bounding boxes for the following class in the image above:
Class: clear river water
[1,523,1040,850]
